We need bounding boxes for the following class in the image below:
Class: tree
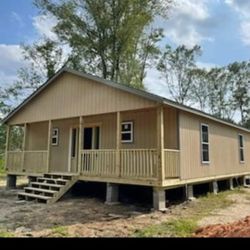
[6,38,67,105]
[227,61,250,125]
[22,38,65,79]
[206,67,235,120]
[157,45,201,104]
[190,68,210,112]
[34,0,172,87]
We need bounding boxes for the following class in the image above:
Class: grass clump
[135,188,244,237]
[50,226,69,237]
[0,231,14,238]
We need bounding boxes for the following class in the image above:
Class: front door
[69,127,79,173]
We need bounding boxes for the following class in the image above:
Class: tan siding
[121,109,157,149]
[47,110,159,172]
[164,107,178,149]
[50,118,78,173]
[179,111,250,180]
[8,73,156,125]
[26,122,48,151]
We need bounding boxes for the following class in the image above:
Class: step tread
[31,182,64,188]
[18,192,51,200]
[24,187,57,194]
[37,177,68,182]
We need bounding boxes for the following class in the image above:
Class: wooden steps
[18,173,78,204]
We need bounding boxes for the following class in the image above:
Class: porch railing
[23,151,48,173]
[80,149,179,180]
[6,151,23,173]
[6,151,48,173]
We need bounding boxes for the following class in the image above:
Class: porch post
[22,123,27,172]
[157,105,165,184]
[4,125,10,171]
[78,116,83,174]
[116,111,121,177]
[47,120,52,173]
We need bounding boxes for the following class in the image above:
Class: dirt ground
[1,177,250,237]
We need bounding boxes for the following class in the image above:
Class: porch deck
[6,148,180,186]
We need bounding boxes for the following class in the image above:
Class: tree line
[0,0,249,156]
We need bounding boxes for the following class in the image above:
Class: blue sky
[0,0,249,97]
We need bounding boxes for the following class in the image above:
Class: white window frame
[238,134,245,164]
[200,123,210,164]
[121,121,133,143]
[51,128,59,146]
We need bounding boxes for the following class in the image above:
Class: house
[2,67,250,210]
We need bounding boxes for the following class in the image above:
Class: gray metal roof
[2,67,250,133]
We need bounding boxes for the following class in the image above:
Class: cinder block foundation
[6,175,17,190]
[105,183,119,204]
[153,188,166,211]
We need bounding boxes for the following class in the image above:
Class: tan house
[3,67,250,210]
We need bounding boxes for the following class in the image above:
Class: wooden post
[116,112,121,177]
[22,123,27,172]
[157,105,165,185]
[47,120,52,173]
[78,116,83,174]
[4,125,10,170]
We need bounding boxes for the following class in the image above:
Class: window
[121,121,133,143]
[201,124,209,163]
[239,134,245,163]
[51,128,59,146]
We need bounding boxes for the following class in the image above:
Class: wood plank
[47,120,52,173]
[5,125,10,170]
[116,112,121,177]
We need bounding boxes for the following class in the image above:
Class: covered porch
[5,106,180,187]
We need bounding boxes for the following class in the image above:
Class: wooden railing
[6,151,48,173]
[6,151,23,173]
[23,151,48,173]
[164,149,180,178]
[80,149,158,180]
[81,150,117,177]
[120,149,158,179]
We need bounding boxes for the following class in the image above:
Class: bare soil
[1,177,250,237]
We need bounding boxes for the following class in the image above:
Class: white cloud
[163,0,215,47]
[0,44,25,87]
[32,15,58,40]
[225,0,250,46]
[240,21,250,45]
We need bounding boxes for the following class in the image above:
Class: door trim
[68,126,78,172]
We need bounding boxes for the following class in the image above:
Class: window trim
[51,128,59,146]
[238,134,245,164]
[200,123,210,164]
[121,121,134,143]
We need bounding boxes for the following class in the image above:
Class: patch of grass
[50,226,69,237]
[0,231,14,238]
[134,188,244,237]
[135,219,198,237]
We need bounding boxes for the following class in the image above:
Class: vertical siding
[164,107,178,149]
[50,118,78,173]
[121,109,157,149]
[8,72,156,125]
[179,111,250,180]
[26,122,48,150]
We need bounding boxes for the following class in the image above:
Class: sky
[0,0,249,98]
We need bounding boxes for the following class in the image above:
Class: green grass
[0,231,14,238]
[0,157,5,178]
[134,188,245,237]
[50,226,70,237]
[135,219,197,237]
